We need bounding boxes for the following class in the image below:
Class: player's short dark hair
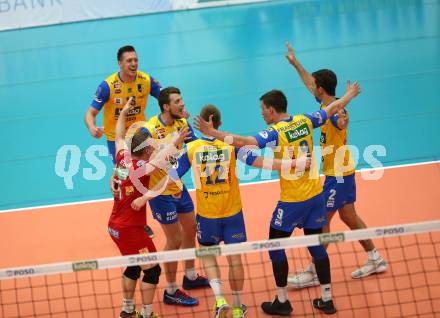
[200,104,221,129]
[158,86,181,112]
[130,130,150,157]
[117,45,136,61]
[260,90,288,113]
[312,69,337,96]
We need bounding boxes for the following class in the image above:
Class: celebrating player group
[84,43,388,318]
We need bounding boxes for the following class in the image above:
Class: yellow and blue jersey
[319,104,355,177]
[252,110,328,203]
[176,137,243,219]
[142,114,197,196]
[91,71,161,141]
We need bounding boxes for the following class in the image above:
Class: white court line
[1,159,439,214]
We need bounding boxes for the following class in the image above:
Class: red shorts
[108,223,156,256]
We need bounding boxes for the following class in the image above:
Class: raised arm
[237,147,311,171]
[115,97,134,153]
[193,115,259,148]
[286,42,317,96]
[322,81,360,118]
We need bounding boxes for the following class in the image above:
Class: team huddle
[84,44,388,318]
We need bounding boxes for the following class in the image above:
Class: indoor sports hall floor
[1,0,439,317]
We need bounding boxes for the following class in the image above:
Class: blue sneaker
[163,289,199,306]
[182,274,210,290]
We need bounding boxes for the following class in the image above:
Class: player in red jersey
[108,97,189,318]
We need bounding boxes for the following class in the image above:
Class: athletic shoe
[352,257,388,278]
[144,225,154,239]
[261,297,293,316]
[119,311,137,318]
[287,263,319,288]
[232,304,248,318]
[213,297,229,318]
[163,289,199,306]
[182,274,210,290]
[312,298,336,315]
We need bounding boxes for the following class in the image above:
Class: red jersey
[109,149,150,227]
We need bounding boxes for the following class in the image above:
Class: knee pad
[124,266,141,281]
[142,265,161,285]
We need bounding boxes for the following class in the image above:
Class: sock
[367,248,380,261]
[321,284,332,302]
[185,267,198,281]
[276,286,288,303]
[141,304,153,318]
[231,290,241,308]
[209,278,223,300]
[122,298,135,313]
[166,282,178,294]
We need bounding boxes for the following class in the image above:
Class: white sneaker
[288,263,319,288]
[351,257,388,279]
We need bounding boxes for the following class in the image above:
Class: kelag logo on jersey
[196,149,229,164]
[285,124,310,143]
[115,106,141,117]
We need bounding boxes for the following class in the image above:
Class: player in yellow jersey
[177,105,311,318]
[140,87,210,307]
[195,84,360,315]
[85,45,160,238]
[85,45,162,163]
[285,43,387,288]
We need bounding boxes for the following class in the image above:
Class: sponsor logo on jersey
[196,149,229,164]
[128,87,133,93]
[314,111,323,124]
[320,132,327,144]
[259,131,268,139]
[137,84,144,93]
[125,186,134,196]
[94,86,103,103]
[108,227,119,238]
[285,123,310,143]
[115,106,141,117]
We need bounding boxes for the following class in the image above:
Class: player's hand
[345,81,361,100]
[89,126,104,139]
[174,127,190,147]
[193,114,214,135]
[294,154,312,171]
[110,172,121,198]
[286,42,298,65]
[121,97,135,115]
[131,196,147,211]
[182,109,190,119]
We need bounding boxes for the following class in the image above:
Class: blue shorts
[323,174,356,212]
[107,140,116,164]
[149,186,194,224]
[270,193,327,232]
[196,211,247,245]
